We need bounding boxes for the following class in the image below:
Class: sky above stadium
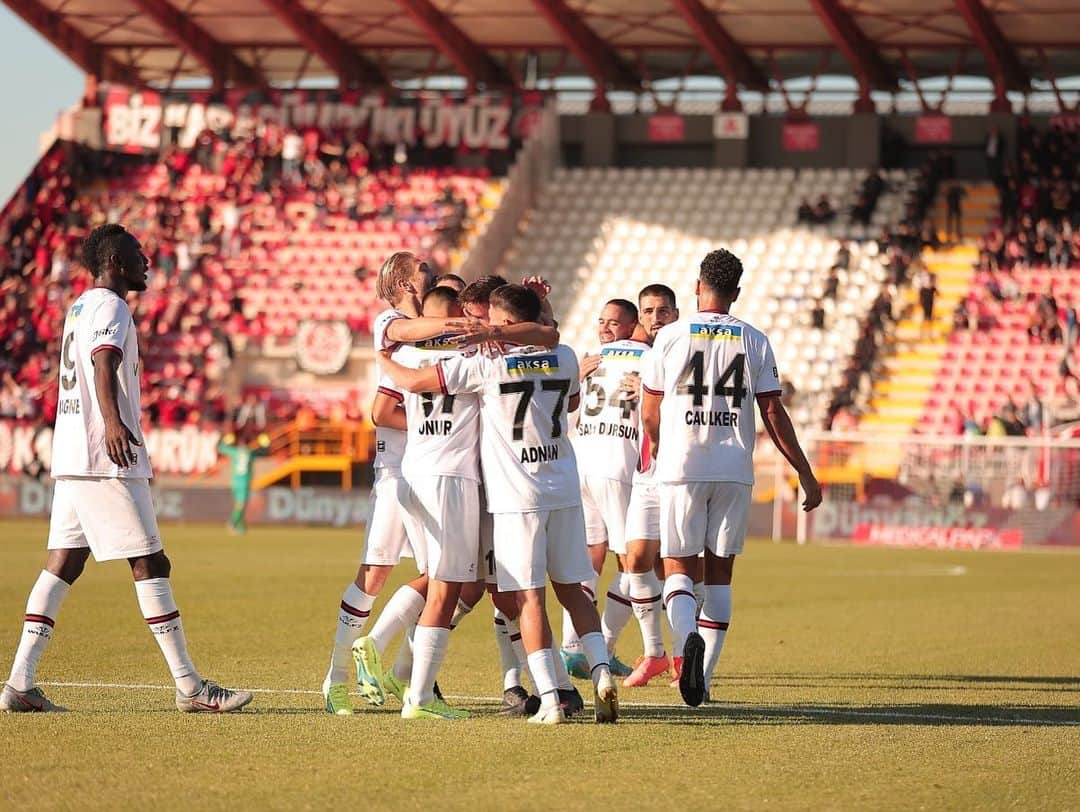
[0,6,82,204]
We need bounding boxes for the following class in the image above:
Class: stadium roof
[5,0,1080,103]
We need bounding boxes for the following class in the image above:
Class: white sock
[527,649,559,712]
[561,607,581,652]
[551,643,573,690]
[393,625,415,681]
[627,571,665,658]
[327,583,375,685]
[407,625,450,706]
[663,574,698,659]
[601,572,633,654]
[562,577,598,651]
[449,598,475,630]
[135,578,202,696]
[693,580,705,618]
[506,618,531,689]
[369,585,425,653]
[8,570,69,692]
[700,585,732,685]
[579,631,611,687]
[493,611,521,691]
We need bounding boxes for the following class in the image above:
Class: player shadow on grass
[621,702,1080,727]
[717,673,1080,693]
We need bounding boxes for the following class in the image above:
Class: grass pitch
[0,520,1077,810]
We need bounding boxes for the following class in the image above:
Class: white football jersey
[51,288,152,479]
[439,344,582,513]
[372,307,406,471]
[641,312,780,485]
[381,337,480,482]
[573,340,650,484]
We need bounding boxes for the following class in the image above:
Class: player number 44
[676,350,747,408]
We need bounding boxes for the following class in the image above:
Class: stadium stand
[502,165,913,434]
[0,138,503,427]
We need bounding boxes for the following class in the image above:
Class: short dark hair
[422,285,459,312]
[699,249,743,297]
[604,298,638,322]
[459,274,508,306]
[434,273,466,288]
[489,284,541,323]
[638,283,677,309]
[82,224,131,278]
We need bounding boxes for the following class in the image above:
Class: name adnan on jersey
[573,339,650,484]
[437,345,582,513]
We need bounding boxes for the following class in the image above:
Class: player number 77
[498,379,571,441]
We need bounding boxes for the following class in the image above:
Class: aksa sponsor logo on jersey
[506,355,559,375]
[690,323,742,341]
[601,347,645,360]
[415,333,465,351]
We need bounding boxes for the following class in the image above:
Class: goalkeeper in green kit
[219,428,271,534]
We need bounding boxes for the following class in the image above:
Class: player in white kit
[621,284,681,688]
[380,285,618,725]
[562,299,648,679]
[323,251,483,714]
[642,249,821,707]
[1,224,252,714]
[379,286,482,720]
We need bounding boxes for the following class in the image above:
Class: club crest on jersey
[66,303,84,322]
[415,333,465,351]
[506,355,559,375]
[601,347,645,360]
[690,323,742,341]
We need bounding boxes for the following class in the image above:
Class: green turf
[0,519,1077,810]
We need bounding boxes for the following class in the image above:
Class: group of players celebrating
[320,248,821,724]
[0,224,821,723]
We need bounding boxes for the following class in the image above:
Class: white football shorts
[402,474,480,583]
[478,487,496,585]
[580,475,632,554]
[624,480,660,543]
[491,505,594,592]
[659,481,752,559]
[362,468,413,566]
[47,476,163,562]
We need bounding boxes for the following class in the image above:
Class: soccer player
[562,299,646,679]
[434,273,467,293]
[0,224,252,714]
[323,250,481,714]
[622,284,681,688]
[641,249,821,707]
[449,274,583,718]
[379,286,482,720]
[218,426,271,535]
[380,285,618,725]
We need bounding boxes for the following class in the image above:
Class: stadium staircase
[502,166,913,436]
[860,182,995,436]
[250,420,375,490]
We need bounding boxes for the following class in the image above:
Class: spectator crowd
[0,124,492,428]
